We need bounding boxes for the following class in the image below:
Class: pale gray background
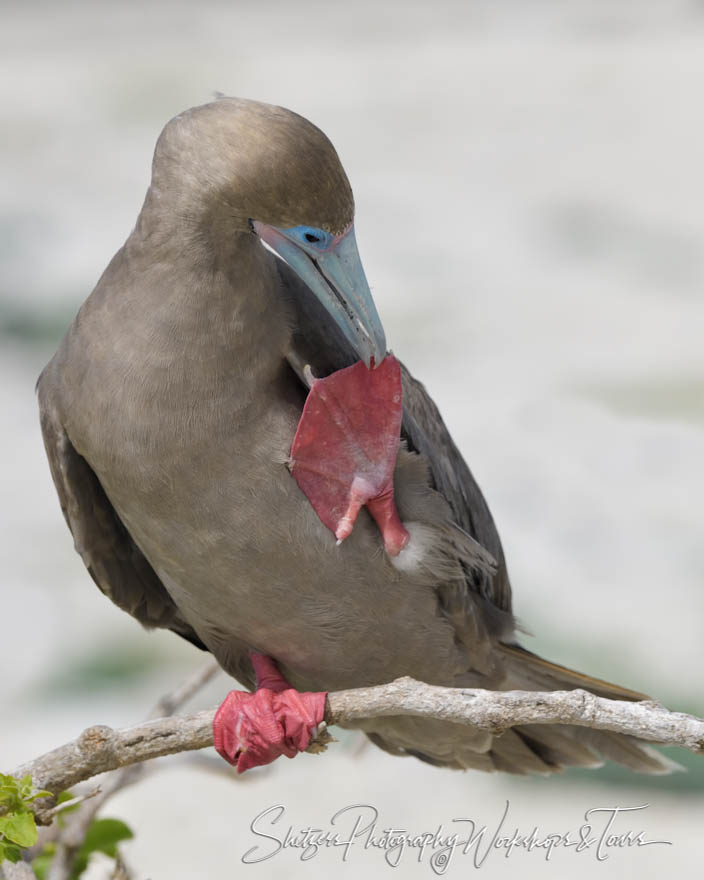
[1,0,703,877]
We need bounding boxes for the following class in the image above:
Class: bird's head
[150,97,386,368]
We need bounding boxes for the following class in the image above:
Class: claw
[212,653,327,772]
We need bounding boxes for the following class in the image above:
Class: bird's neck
[118,209,293,408]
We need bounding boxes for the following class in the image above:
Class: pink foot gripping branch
[213,652,327,773]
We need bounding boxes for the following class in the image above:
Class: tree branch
[43,661,221,880]
[12,677,703,802]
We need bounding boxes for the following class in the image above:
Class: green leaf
[0,811,39,847]
[0,772,51,809]
[71,853,89,880]
[80,818,134,859]
[0,841,23,863]
[0,780,22,811]
[31,850,54,880]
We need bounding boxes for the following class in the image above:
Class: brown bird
[38,97,674,774]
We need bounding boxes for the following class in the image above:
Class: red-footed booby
[38,97,674,775]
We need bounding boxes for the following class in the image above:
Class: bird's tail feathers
[493,643,683,775]
[497,642,649,701]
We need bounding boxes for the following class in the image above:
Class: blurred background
[2,0,703,876]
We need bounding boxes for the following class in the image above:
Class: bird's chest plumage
[76,367,459,691]
[50,254,466,692]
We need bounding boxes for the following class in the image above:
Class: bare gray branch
[42,660,221,880]
[12,678,702,802]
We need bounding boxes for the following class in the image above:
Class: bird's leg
[212,651,327,772]
[290,354,410,556]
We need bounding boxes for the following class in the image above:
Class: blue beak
[252,221,387,368]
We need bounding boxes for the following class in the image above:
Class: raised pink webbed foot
[212,652,327,773]
[290,354,410,556]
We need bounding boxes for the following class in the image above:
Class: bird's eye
[284,225,332,250]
